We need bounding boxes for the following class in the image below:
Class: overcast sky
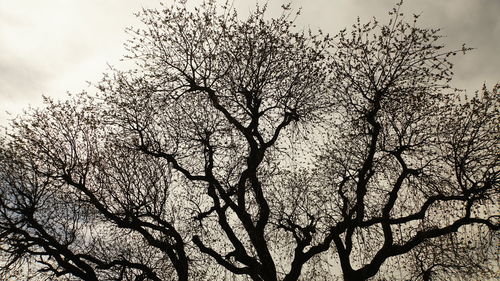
[1,0,499,124]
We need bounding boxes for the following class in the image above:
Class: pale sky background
[1,0,499,124]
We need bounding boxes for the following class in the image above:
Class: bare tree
[309,4,499,280]
[1,96,190,281]
[0,1,498,281]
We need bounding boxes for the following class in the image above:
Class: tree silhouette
[1,1,498,281]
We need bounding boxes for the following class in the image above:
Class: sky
[1,0,499,124]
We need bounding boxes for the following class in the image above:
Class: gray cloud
[295,0,499,91]
[1,0,498,124]
[228,0,500,92]
[0,0,162,123]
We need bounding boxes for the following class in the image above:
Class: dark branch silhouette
[1,1,498,281]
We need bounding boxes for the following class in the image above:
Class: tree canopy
[1,1,498,281]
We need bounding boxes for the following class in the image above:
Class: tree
[308,5,499,280]
[0,1,498,281]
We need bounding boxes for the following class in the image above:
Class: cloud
[0,0,162,123]
[293,0,500,91]
[0,0,498,124]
